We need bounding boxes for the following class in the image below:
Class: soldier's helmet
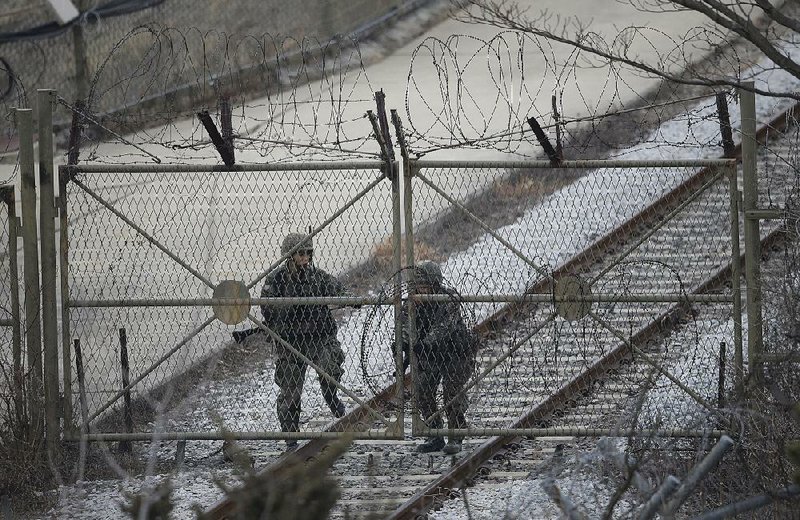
[281,232,313,256]
[414,260,443,289]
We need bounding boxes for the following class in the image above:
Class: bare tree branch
[458,0,800,101]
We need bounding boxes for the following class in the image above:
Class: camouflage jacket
[403,286,474,356]
[260,263,348,342]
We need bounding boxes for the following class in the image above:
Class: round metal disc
[554,274,592,322]
[212,280,250,325]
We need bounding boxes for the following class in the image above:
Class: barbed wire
[0,23,760,166]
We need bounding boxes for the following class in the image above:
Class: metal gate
[8,88,776,450]
[60,159,411,441]
[404,156,746,440]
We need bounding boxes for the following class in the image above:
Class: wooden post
[118,328,133,453]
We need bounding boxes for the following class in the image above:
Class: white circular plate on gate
[554,274,592,322]
[212,280,250,325]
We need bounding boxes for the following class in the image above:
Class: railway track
[203,103,796,519]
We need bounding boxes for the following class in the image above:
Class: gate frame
[16,86,775,449]
[58,160,406,442]
[405,157,744,439]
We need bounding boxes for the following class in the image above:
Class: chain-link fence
[0,0,437,138]
[405,159,744,440]
[63,161,401,438]
[0,186,20,413]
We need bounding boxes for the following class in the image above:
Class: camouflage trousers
[274,335,345,433]
[413,350,475,433]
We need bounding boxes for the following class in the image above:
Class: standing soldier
[406,261,476,454]
[261,232,350,451]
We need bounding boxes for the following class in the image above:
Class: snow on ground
[26,18,800,520]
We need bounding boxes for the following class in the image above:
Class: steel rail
[474,100,800,337]
[388,225,787,520]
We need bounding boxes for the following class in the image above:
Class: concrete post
[18,108,44,439]
[38,89,60,456]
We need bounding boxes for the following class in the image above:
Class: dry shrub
[491,170,582,202]
[196,435,352,520]
[0,376,52,509]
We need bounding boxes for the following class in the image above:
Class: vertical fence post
[74,339,89,481]
[17,108,44,440]
[390,158,404,435]
[118,327,133,452]
[58,168,74,433]
[727,165,744,396]
[38,89,60,458]
[739,82,763,382]
[62,101,84,434]
[1,188,22,400]
[392,109,411,437]
[404,160,421,435]
[717,341,726,409]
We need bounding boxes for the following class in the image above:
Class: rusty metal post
[38,89,60,457]
[18,108,44,440]
[739,82,763,382]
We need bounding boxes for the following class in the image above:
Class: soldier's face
[292,249,312,268]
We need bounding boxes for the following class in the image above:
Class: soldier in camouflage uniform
[262,232,351,450]
[405,261,476,455]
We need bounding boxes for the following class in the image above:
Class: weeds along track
[203,105,797,519]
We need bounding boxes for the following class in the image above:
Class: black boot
[322,386,346,418]
[232,328,259,344]
[416,437,445,453]
[443,440,462,454]
[331,399,346,418]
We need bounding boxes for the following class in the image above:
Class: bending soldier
[405,261,476,455]
[261,232,350,451]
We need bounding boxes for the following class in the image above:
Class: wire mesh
[0,195,15,405]
[408,161,741,438]
[65,163,397,435]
